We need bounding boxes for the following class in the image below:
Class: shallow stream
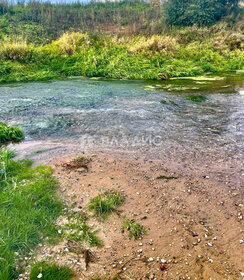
[0,75,243,186]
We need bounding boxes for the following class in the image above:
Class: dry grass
[53,32,91,55]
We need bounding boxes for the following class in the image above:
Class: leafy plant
[123,220,146,240]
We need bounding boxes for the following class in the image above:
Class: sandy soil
[32,153,244,280]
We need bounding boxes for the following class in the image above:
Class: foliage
[0,148,63,280]
[30,262,73,280]
[88,190,125,219]
[128,35,179,55]
[164,0,240,26]
[0,27,243,83]
[122,220,147,240]
[0,122,24,144]
[0,0,163,42]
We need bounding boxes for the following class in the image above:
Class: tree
[164,0,240,26]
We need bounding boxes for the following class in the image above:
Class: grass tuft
[88,190,125,220]
[30,262,73,280]
[123,219,146,240]
[65,223,103,247]
[0,122,24,145]
[64,209,102,247]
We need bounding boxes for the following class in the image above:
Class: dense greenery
[165,0,240,26]
[0,0,243,82]
[30,262,73,280]
[0,28,243,83]
[0,0,162,43]
[0,148,63,280]
[0,122,24,144]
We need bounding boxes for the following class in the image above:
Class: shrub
[52,32,91,55]
[128,35,179,56]
[0,38,34,61]
[164,0,240,26]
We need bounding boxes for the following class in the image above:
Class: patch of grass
[30,262,73,280]
[65,223,103,247]
[64,209,102,247]
[88,190,125,220]
[0,147,63,280]
[0,122,24,144]
[123,219,146,240]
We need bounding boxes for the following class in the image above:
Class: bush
[52,32,91,55]
[128,35,179,56]
[164,0,240,26]
[0,38,34,62]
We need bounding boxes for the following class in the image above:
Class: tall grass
[0,28,243,83]
[0,148,63,280]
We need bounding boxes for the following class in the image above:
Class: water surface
[1,75,243,186]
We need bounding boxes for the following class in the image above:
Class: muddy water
[0,75,243,187]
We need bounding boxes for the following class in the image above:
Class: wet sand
[14,142,244,280]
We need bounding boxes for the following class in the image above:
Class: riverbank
[0,27,244,84]
[17,152,244,280]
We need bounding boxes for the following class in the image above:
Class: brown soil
[34,153,243,280]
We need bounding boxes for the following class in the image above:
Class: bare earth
[30,152,244,280]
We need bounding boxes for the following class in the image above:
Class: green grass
[65,223,103,247]
[88,190,125,220]
[0,28,243,84]
[30,262,73,280]
[0,148,63,280]
[63,209,102,247]
[123,220,146,240]
[0,122,24,144]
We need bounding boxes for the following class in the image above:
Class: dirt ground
[32,153,244,280]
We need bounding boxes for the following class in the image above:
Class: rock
[148,257,154,262]
[37,273,43,279]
